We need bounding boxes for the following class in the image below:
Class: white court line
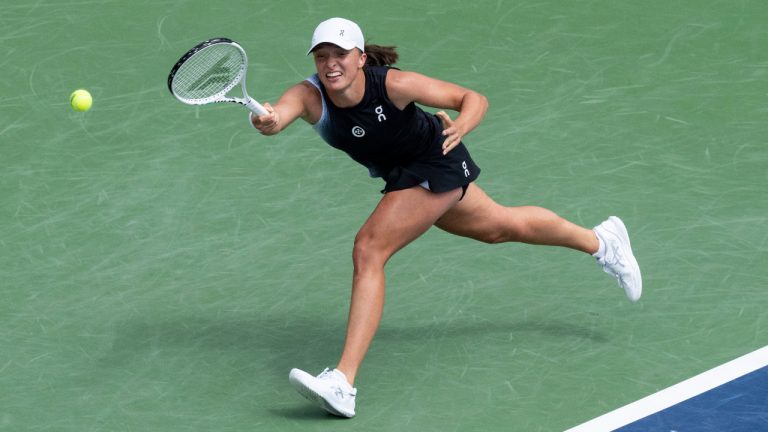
[565,345,768,432]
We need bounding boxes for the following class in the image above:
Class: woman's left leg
[435,183,599,253]
[434,183,642,303]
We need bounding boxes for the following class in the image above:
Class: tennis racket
[167,38,268,115]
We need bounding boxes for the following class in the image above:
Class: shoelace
[605,243,625,269]
[317,368,355,399]
[317,368,334,380]
[603,241,631,288]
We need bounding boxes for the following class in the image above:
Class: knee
[476,218,531,244]
[472,208,532,244]
[352,233,388,271]
[451,217,522,245]
[476,229,509,244]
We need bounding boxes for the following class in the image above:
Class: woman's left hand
[436,111,462,155]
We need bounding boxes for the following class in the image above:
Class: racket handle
[245,97,268,116]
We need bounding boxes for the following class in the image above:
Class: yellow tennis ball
[70,89,93,112]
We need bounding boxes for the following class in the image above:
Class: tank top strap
[363,66,394,105]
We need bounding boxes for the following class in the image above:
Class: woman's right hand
[249,102,280,135]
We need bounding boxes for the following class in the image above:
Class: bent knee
[352,234,390,269]
[448,213,530,244]
[472,228,509,244]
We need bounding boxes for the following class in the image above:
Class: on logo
[462,161,470,177]
[375,105,387,122]
[352,126,365,137]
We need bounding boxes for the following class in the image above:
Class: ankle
[592,230,605,258]
[334,367,355,386]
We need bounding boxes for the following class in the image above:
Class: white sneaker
[593,216,642,302]
[289,368,357,418]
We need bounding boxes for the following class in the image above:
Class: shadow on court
[80,307,612,422]
[379,319,611,344]
[98,312,610,372]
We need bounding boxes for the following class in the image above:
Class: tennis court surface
[2,1,766,430]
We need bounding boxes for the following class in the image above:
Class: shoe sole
[289,369,355,418]
[604,216,642,302]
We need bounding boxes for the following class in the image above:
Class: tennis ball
[70,89,92,112]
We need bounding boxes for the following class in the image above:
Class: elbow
[450,89,488,115]
[465,90,487,108]
[472,91,489,117]
[478,92,489,110]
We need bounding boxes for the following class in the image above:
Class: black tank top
[307,66,443,177]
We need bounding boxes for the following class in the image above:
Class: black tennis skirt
[379,141,481,194]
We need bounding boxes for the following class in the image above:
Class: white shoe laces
[593,217,641,302]
[318,368,355,399]
[605,242,625,270]
[601,235,633,289]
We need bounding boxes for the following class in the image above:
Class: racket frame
[168,38,267,115]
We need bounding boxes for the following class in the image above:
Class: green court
[2,1,766,430]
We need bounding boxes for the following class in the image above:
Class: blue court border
[565,346,768,431]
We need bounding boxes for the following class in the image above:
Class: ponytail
[364,44,399,67]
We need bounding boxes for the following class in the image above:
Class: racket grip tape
[245,97,268,116]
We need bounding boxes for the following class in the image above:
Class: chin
[322,78,347,91]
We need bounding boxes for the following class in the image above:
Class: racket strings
[172,44,244,102]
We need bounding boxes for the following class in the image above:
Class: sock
[592,230,606,259]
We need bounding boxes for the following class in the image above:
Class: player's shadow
[99,313,609,420]
[101,314,608,369]
[379,319,611,343]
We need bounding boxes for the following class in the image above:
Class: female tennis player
[250,17,642,418]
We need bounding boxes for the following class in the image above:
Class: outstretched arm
[386,69,488,154]
[250,81,319,135]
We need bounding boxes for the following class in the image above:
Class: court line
[564,345,768,432]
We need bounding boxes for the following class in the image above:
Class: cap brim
[306,39,358,55]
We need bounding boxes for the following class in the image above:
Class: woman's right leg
[289,186,462,418]
[336,185,463,385]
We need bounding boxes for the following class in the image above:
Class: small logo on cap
[340,30,345,37]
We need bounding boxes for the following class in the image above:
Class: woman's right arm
[250,81,320,135]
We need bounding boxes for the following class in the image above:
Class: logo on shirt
[375,105,387,122]
[352,126,365,138]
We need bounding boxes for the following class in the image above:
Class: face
[312,43,366,92]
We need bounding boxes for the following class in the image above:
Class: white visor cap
[307,17,365,55]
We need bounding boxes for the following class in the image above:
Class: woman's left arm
[386,69,488,154]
